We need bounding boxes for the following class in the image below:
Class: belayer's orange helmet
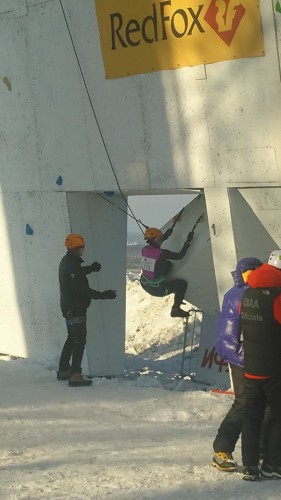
[144,227,163,240]
[64,233,85,249]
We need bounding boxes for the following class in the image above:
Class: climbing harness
[140,275,165,287]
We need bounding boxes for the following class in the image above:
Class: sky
[1,280,280,499]
[127,194,196,235]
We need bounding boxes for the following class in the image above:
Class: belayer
[57,233,116,387]
[140,224,195,318]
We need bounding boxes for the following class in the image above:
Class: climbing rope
[59,0,144,234]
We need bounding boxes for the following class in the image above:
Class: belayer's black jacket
[59,252,103,317]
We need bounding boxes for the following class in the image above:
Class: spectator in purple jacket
[212,257,263,472]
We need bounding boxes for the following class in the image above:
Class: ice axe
[172,209,204,232]
[184,213,204,244]
[161,207,186,240]
[171,207,185,229]
[191,213,204,233]
[170,210,204,236]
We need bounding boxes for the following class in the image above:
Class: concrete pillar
[189,188,236,387]
[66,192,127,377]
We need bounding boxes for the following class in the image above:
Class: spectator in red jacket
[239,250,281,481]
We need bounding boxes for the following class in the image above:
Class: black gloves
[100,289,117,300]
[186,231,194,244]
[91,261,101,272]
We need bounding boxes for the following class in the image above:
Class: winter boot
[242,466,260,481]
[57,370,71,381]
[260,464,281,479]
[68,373,92,387]
[212,452,237,472]
[170,305,189,318]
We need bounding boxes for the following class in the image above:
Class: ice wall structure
[0,0,280,387]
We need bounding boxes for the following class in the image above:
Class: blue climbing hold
[56,175,63,186]
[26,224,33,235]
[104,191,115,197]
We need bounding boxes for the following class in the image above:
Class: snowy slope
[0,281,280,499]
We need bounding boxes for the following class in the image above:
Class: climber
[140,226,194,318]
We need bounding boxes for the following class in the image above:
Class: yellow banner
[94,0,264,79]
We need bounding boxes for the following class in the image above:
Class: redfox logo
[215,0,239,31]
[204,0,246,46]
[109,1,246,51]
[110,2,205,50]
[95,0,263,79]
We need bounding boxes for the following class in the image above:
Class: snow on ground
[1,280,280,499]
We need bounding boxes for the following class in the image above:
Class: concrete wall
[0,191,69,362]
[0,1,280,195]
[0,0,281,386]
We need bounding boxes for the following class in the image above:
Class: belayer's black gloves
[100,290,117,300]
[91,261,101,272]
[186,231,194,244]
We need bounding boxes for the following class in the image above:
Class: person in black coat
[57,233,116,387]
[240,250,281,481]
[211,257,272,472]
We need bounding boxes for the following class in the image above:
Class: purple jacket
[215,257,262,368]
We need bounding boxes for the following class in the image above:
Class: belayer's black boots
[170,305,189,318]
[68,373,93,387]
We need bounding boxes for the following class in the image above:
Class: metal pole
[180,309,203,378]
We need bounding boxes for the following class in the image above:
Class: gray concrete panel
[66,193,127,377]
[0,192,70,361]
